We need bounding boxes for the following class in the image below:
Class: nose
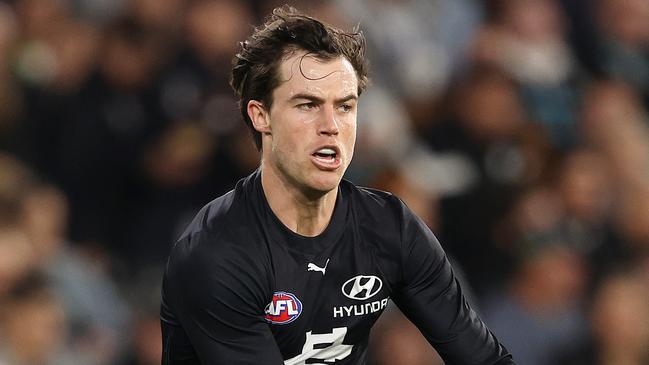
[318,105,339,136]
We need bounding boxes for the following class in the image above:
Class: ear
[247,100,271,134]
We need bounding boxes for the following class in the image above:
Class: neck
[260,163,337,237]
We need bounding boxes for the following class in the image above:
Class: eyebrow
[289,93,358,104]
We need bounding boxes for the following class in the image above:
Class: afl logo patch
[264,292,302,325]
[342,275,383,300]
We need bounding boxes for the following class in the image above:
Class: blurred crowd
[0,0,648,364]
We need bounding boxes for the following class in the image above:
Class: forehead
[274,51,358,98]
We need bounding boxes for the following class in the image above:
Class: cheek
[301,112,319,125]
[271,118,308,153]
[348,122,357,144]
[342,117,357,152]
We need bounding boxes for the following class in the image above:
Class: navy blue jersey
[160,170,514,364]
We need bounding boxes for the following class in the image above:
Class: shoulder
[342,179,412,228]
[163,176,272,302]
[177,171,259,243]
[178,185,239,241]
[161,172,273,319]
[168,173,267,275]
[343,179,400,210]
[341,180,420,260]
[342,179,437,253]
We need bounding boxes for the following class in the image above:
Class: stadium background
[0,0,648,364]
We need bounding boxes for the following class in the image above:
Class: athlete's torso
[161,170,515,365]
[261,197,399,364]
[161,170,405,364]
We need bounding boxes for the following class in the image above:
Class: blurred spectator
[123,121,223,267]
[49,15,171,252]
[21,184,130,365]
[580,80,649,187]
[557,149,613,229]
[13,0,70,41]
[483,179,593,365]
[369,307,444,365]
[0,3,22,142]
[350,84,478,203]
[476,0,573,86]
[0,228,33,297]
[340,0,482,102]
[0,153,37,296]
[0,4,17,69]
[185,0,251,69]
[0,153,130,365]
[0,272,80,365]
[616,189,649,253]
[554,148,626,281]
[556,266,649,364]
[349,86,416,184]
[118,269,162,365]
[129,0,185,32]
[579,81,649,256]
[482,243,588,365]
[473,0,580,148]
[424,67,546,291]
[594,0,649,105]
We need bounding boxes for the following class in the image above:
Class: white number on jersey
[284,327,353,365]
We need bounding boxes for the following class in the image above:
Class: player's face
[264,52,358,195]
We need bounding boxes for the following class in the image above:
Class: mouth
[311,146,342,171]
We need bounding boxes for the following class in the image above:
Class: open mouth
[313,148,337,162]
[311,147,341,170]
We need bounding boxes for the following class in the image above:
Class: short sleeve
[391,202,515,365]
[160,230,285,365]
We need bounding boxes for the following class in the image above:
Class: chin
[306,172,343,194]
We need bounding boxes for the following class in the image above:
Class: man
[161,6,515,365]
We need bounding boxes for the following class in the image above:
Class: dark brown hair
[230,6,369,150]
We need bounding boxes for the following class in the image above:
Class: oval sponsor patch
[264,291,302,324]
[342,275,383,300]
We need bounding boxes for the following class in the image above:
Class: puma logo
[307,259,330,275]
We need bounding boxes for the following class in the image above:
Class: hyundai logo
[342,275,383,300]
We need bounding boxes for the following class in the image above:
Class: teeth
[317,148,336,155]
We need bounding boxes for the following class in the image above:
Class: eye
[338,103,354,113]
[297,102,317,111]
